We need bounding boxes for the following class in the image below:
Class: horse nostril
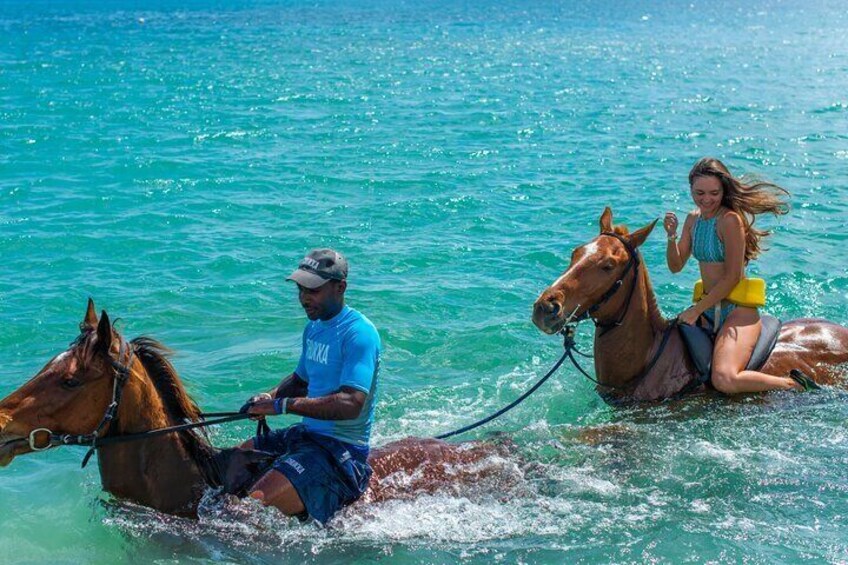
[550,302,561,316]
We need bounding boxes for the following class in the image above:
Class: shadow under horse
[532,207,848,402]
[0,300,500,517]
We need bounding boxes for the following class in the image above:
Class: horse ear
[96,310,113,352]
[82,298,98,331]
[628,218,658,248]
[599,207,613,233]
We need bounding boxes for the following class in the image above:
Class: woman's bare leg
[711,307,801,394]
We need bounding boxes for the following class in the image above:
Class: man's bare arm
[270,373,308,399]
[249,386,366,421]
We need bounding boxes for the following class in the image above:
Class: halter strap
[558,232,678,395]
[561,320,677,395]
[572,231,641,329]
[80,336,135,467]
[12,331,254,466]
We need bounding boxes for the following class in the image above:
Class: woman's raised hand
[663,212,679,237]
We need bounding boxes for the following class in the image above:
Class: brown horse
[0,299,500,517]
[532,207,848,402]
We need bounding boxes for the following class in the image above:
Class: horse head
[0,299,133,467]
[532,207,656,334]
[1,299,220,515]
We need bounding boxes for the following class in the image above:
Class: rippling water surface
[2,0,848,562]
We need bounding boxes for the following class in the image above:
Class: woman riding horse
[665,157,817,394]
[532,207,848,402]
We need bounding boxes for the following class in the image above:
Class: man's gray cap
[286,248,349,289]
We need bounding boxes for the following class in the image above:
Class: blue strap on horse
[255,417,272,440]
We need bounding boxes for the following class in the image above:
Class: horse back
[762,318,848,385]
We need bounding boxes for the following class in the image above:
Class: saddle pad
[747,315,781,372]
[679,323,713,384]
[679,315,782,385]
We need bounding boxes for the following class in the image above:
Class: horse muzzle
[0,413,31,467]
[0,434,28,467]
[532,296,567,335]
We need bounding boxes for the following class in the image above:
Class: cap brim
[286,269,331,289]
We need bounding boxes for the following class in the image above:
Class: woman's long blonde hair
[689,157,789,262]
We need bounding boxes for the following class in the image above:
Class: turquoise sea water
[2,0,848,562]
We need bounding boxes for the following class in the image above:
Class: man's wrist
[273,397,289,415]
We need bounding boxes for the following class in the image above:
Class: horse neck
[97,364,209,516]
[594,262,668,388]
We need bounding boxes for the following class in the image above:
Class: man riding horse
[239,248,381,524]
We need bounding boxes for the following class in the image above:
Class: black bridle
[558,232,676,394]
[18,333,251,468]
[567,231,641,329]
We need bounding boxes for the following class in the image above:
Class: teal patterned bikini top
[691,214,725,263]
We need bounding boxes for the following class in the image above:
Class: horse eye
[61,378,82,390]
[601,263,616,272]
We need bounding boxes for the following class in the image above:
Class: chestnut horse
[0,300,498,517]
[532,207,848,402]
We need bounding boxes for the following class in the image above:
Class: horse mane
[128,336,219,481]
[130,336,203,425]
[640,266,670,332]
[613,223,669,333]
[74,330,205,426]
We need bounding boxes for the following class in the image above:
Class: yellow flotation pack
[693,277,766,308]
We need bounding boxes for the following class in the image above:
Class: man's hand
[239,386,366,421]
[246,399,279,417]
[240,392,272,416]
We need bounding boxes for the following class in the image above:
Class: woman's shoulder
[716,209,745,244]
[683,209,700,227]
[717,208,743,227]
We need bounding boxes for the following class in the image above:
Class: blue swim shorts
[253,424,372,524]
[700,302,737,334]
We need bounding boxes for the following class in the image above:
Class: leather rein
[435,232,677,438]
[4,237,673,453]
